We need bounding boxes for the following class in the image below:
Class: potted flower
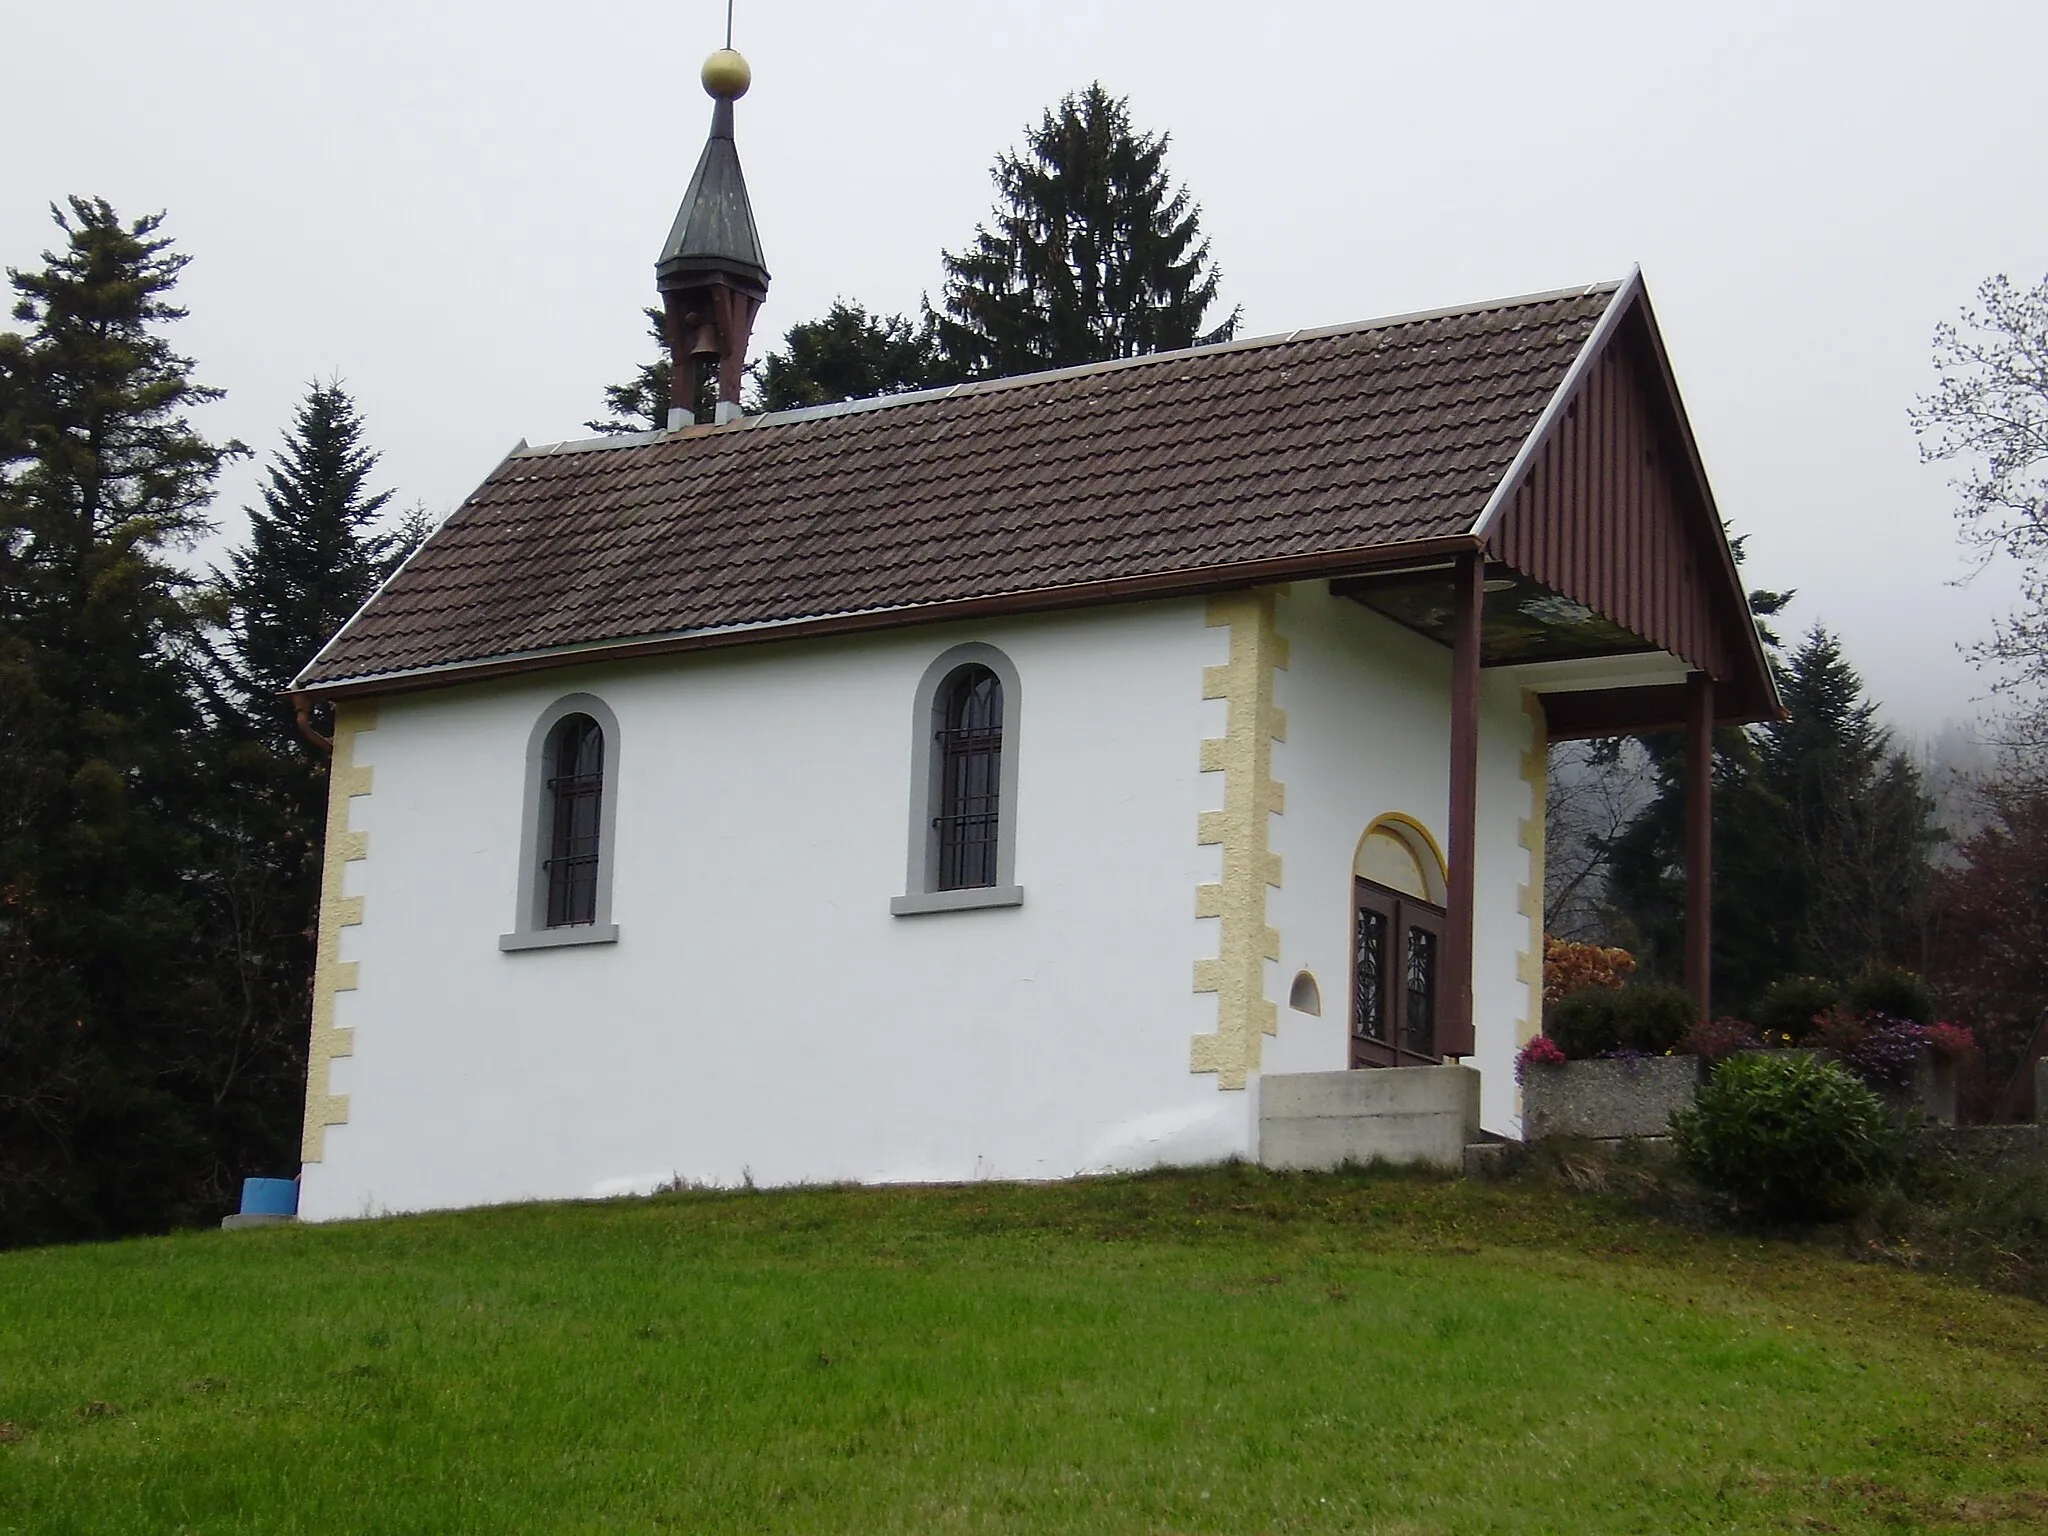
[1517,983,1702,1141]
[1820,1013,1975,1125]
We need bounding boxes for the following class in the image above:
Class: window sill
[498,923,620,952]
[889,886,1025,917]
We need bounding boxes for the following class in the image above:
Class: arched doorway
[1350,818,1449,1069]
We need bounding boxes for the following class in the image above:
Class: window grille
[1355,908,1387,1042]
[544,714,605,927]
[934,665,1003,890]
[1403,926,1439,1056]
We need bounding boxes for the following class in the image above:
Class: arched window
[893,644,1024,916]
[544,713,605,927]
[935,664,1003,890]
[500,693,622,951]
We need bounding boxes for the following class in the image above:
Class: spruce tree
[0,198,244,1243]
[935,83,1239,379]
[755,302,946,412]
[206,382,419,1238]
[1761,627,1938,979]
[1602,626,1937,1014]
[221,378,404,746]
[594,302,945,429]
[587,308,682,434]
[1600,718,1795,1015]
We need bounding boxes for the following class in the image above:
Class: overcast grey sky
[6,0,2044,735]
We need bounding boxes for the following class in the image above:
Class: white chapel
[288,48,1775,1222]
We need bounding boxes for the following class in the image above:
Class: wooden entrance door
[1350,878,1447,1068]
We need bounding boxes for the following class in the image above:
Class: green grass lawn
[2,1164,2044,1534]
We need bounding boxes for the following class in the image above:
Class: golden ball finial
[701,48,751,100]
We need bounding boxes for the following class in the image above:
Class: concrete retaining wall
[1258,1066,1481,1172]
[1521,1056,1698,1141]
[1913,1123,2047,1175]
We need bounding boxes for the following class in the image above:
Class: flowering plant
[1808,1006,1870,1059]
[1847,1017,1932,1089]
[1679,1016,1763,1064]
[1924,1022,1977,1061]
[1515,1034,1568,1082]
[1542,937,1635,1008]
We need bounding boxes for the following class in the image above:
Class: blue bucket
[239,1177,299,1217]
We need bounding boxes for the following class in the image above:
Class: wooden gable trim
[1477,282,1780,723]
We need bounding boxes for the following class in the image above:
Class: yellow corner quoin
[1515,693,1548,1047]
[1191,588,1289,1089]
[300,703,376,1164]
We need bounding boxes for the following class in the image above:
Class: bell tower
[656,46,770,426]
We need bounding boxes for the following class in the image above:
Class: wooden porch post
[1684,671,1714,1020]
[1442,550,1484,1059]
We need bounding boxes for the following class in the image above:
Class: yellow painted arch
[1353,813,1449,906]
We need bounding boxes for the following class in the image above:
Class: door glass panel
[1355,907,1387,1041]
[1403,925,1438,1056]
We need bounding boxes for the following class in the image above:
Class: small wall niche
[1288,970,1322,1016]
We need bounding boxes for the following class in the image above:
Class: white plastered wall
[300,600,1248,1221]
[1261,581,1538,1136]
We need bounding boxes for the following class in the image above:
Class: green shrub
[1545,983,1698,1058]
[1672,1053,1899,1221]
[1614,984,1699,1053]
[1545,986,1626,1058]
[1758,975,1841,1041]
[1843,966,1935,1025]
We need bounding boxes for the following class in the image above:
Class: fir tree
[594,301,945,429]
[587,308,682,435]
[0,198,245,1244]
[935,84,1238,379]
[220,378,405,746]
[197,380,420,1230]
[1599,717,1796,1015]
[755,302,946,412]
[1762,628,1939,979]
[1602,626,1937,1014]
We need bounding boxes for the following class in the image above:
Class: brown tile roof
[297,281,1622,693]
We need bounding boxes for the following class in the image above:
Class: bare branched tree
[1912,272,2048,738]
[1544,739,1655,941]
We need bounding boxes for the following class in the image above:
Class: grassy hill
[2,1163,2044,1534]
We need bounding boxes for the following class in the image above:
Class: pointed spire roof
[657,91,770,295]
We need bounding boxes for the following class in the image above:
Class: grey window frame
[499,692,623,951]
[892,643,1025,916]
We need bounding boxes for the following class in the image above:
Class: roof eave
[291,533,1489,703]
[286,437,529,695]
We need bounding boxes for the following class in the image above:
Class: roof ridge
[513,276,1626,458]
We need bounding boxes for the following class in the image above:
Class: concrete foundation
[1258,1066,1482,1172]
